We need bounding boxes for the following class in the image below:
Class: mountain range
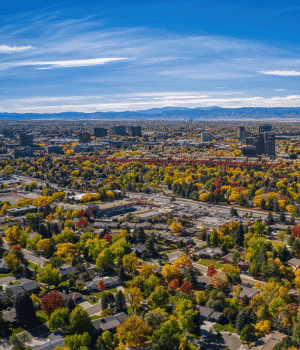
[1,107,300,120]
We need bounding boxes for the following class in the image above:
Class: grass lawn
[107,287,118,293]
[36,310,49,324]
[85,292,104,304]
[27,261,38,270]
[199,259,224,269]
[0,272,13,278]
[11,281,19,285]
[8,325,25,335]
[90,315,101,320]
[189,344,198,350]
[213,323,236,333]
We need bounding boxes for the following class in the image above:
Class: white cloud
[0,45,33,52]
[258,70,300,76]
[19,57,127,69]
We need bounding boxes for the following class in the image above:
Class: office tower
[241,145,256,157]
[126,126,142,137]
[3,129,13,138]
[94,127,108,138]
[238,126,245,139]
[264,132,276,156]
[111,125,127,136]
[19,133,34,147]
[201,132,212,142]
[46,145,64,154]
[14,147,33,158]
[259,124,272,133]
[79,132,91,143]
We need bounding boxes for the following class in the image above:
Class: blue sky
[1,0,300,113]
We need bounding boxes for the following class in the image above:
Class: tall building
[259,124,272,133]
[201,132,211,142]
[3,129,13,138]
[238,126,245,139]
[45,145,64,154]
[94,127,107,138]
[111,126,127,136]
[241,145,256,157]
[264,132,276,156]
[14,147,33,158]
[19,133,34,147]
[79,132,91,143]
[126,126,142,137]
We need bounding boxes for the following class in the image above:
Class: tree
[66,298,76,312]
[293,321,300,346]
[184,267,197,288]
[122,253,139,276]
[180,281,193,295]
[125,286,143,311]
[174,297,198,333]
[151,316,181,350]
[69,306,91,334]
[170,221,183,235]
[135,227,146,244]
[64,332,91,350]
[5,226,21,245]
[139,262,156,277]
[236,309,256,334]
[36,238,50,254]
[41,290,66,317]
[115,290,126,313]
[144,310,168,330]
[76,217,88,229]
[97,330,115,350]
[207,264,217,277]
[240,324,256,346]
[9,332,32,350]
[116,315,152,348]
[144,233,157,259]
[37,265,62,288]
[161,264,181,283]
[4,252,21,273]
[173,253,192,269]
[118,266,127,283]
[15,294,36,325]
[96,248,115,271]
[148,286,170,311]
[168,278,180,291]
[210,228,219,247]
[236,224,245,247]
[266,212,275,226]
[98,280,105,292]
[49,307,70,333]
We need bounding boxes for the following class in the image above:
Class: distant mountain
[1,107,300,120]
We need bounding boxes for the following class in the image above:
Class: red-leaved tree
[103,234,112,244]
[41,290,66,317]
[98,280,105,292]
[76,217,88,229]
[207,265,217,277]
[291,225,300,239]
[180,281,193,295]
[168,278,179,291]
[11,245,22,251]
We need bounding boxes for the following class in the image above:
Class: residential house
[5,279,40,299]
[60,292,84,303]
[193,247,223,260]
[196,275,210,289]
[58,264,76,280]
[228,285,260,300]
[86,276,120,292]
[287,258,300,270]
[92,312,128,333]
[252,331,286,350]
[196,306,224,322]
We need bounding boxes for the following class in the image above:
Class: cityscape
[1,1,300,350]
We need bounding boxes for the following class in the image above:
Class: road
[3,240,48,267]
[127,192,297,223]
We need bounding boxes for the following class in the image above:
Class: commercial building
[45,145,64,154]
[111,125,127,136]
[14,147,33,158]
[79,132,91,143]
[241,145,256,157]
[264,132,276,156]
[94,127,108,138]
[126,125,142,137]
[93,199,135,217]
[19,133,34,147]
[259,124,272,133]
[201,132,211,142]
[3,129,13,138]
[238,126,245,139]
[6,205,37,217]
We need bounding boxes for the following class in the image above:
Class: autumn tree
[151,316,182,350]
[122,253,139,276]
[170,221,183,235]
[3,252,21,273]
[64,332,91,350]
[5,226,21,245]
[41,290,66,317]
[168,278,180,291]
[161,264,181,283]
[36,238,50,254]
[125,286,143,311]
[98,280,105,292]
[173,253,192,269]
[207,264,217,277]
[37,265,62,288]
[148,286,170,311]
[49,307,70,333]
[116,315,152,348]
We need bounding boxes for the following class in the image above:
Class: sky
[1,0,300,113]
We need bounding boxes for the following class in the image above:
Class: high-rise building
[241,145,256,157]
[126,126,142,137]
[259,124,272,133]
[264,132,276,156]
[79,132,91,143]
[111,125,127,136]
[19,133,34,147]
[3,129,13,138]
[14,147,33,158]
[201,132,211,142]
[94,127,107,138]
[238,126,245,139]
[45,145,64,154]
[254,133,265,155]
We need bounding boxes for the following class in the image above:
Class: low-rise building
[86,276,120,292]
[6,205,37,217]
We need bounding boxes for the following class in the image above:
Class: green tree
[36,264,62,288]
[210,228,219,247]
[114,290,127,313]
[144,310,168,330]
[48,307,70,333]
[151,316,181,350]
[15,294,36,326]
[96,248,115,271]
[293,321,300,346]
[9,332,32,350]
[64,332,91,350]
[148,286,170,311]
[240,324,256,346]
[69,306,91,334]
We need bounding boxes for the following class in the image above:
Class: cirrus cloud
[0,45,33,52]
[258,70,300,76]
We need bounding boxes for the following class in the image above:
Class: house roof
[197,306,213,318]
[196,276,210,286]
[288,258,300,268]
[92,312,128,331]
[61,292,83,301]
[239,286,259,299]
[5,284,26,298]
[210,311,224,321]
[58,264,76,277]
[22,280,40,292]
